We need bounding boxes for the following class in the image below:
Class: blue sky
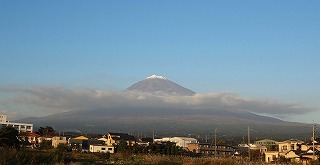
[0,1,319,123]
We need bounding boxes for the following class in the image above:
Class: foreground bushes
[0,148,73,165]
[142,155,265,165]
[2,148,308,165]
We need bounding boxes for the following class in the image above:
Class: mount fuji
[15,75,308,138]
[126,75,195,96]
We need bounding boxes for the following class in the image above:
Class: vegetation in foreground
[1,148,318,165]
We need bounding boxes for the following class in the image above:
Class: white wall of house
[278,139,304,155]
[156,137,198,148]
[265,151,279,163]
[89,145,114,153]
[52,136,67,148]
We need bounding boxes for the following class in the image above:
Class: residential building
[249,144,267,154]
[265,151,279,163]
[137,137,153,146]
[278,139,304,155]
[264,139,317,163]
[301,137,320,151]
[89,144,114,153]
[255,139,278,146]
[254,139,278,149]
[0,114,33,132]
[301,147,319,161]
[238,143,267,153]
[154,137,198,148]
[19,132,40,148]
[106,132,136,146]
[187,142,238,157]
[52,136,67,148]
[69,135,89,151]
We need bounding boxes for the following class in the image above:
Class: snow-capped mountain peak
[146,75,168,80]
[126,75,195,96]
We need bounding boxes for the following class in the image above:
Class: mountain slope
[17,107,306,138]
[126,75,195,96]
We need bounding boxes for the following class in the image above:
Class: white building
[52,136,67,148]
[155,137,198,148]
[89,144,114,153]
[0,114,33,132]
[265,151,279,163]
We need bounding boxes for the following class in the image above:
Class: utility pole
[312,121,315,160]
[214,128,217,158]
[248,126,251,161]
[152,130,155,142]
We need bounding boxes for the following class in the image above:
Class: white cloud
[0,85,313,119]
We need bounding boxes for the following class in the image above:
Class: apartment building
[0,114,33,132]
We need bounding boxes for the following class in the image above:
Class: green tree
[0,126,20,149]
[39,139,53,149]
[117,139,128,153]
[38,126,56,136]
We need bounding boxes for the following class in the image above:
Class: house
[265,139,310,163]
[249,144,267,154]
[89,144,114,153]
[282,146,320,164]
[301,138,320,151]
[187,142,237,157]
[68,135,89,151]
[52,136,67,148]
[265,151,279,163]
[278,139,304,155]
[38,135,53,144]
[254,139,278,146]
[137,137,153,146]
[68,135,105,152]
[285,150,302,160]
[254,139,278,151]
[106,132,136,146]
[238,143,267,153]
[19,132,40,148]
[301,147,319,162]
[155,137,198,148]
[0,114,33,133]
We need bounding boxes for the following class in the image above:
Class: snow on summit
[146,75,168,80]
[126,75,195,96]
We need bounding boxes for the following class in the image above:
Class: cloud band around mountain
[0,85,313,119]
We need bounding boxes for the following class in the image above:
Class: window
[108,148,113,151]
[26,126,31,129]
[21,125,25,129]
[291,144,294,150]
[101,148,106,150]
[282,145,287,151]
